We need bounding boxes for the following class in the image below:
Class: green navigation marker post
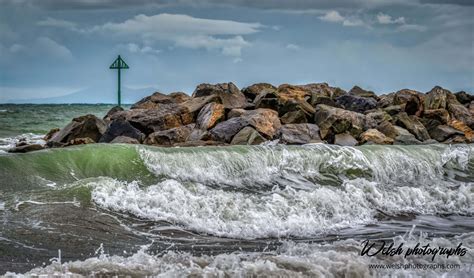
[109,55,129,107]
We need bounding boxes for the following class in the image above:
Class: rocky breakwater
[8,82,474,152]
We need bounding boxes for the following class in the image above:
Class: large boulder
[447,97,474,128]
[254,84,315,117]
[393,89,424,116]
[424,86,448,110]
[376,121,422,145]
[278,124,322,145]
[180,95,220,114]
[99,118,145,143]
[192,83,248,109]
[103,106,124,121]
[428,125,464,142]
[448,120,474,142]
[111,103,194,135]
[303,83,346,99]
[48,114,106,146]
[144,124,195,146]
[348,86,378,100]
[132,92,190,109]
[334,133,358,146]
[280,110,307,124]
[210,108,281,142]
[335,94,377,113]
[196,102,225,130]
[454,91,474,105]
[394,112,431,141]
[230,127,266,145]
[365,111,392,129]
[209,117,249,143]
[359,129,394,145]
[314,104,367,140]
[241,83,276,102]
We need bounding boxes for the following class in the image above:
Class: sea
[0,104,473,277]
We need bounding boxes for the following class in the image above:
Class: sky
[0,0,473,103]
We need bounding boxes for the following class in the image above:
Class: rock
[209,117,249,143]
[44,128,60,141]
[314,104,367,139]
[242,83,276,102]
[112,104,194,135]
[423,109,450,124]
[424,86,448,110]
[144,124,195,146]
[469,101,474,115]
[335,94,377,113]
[448,119,474,142]
[196,103,225,130]
[280,110,307,124]
[360,129,394,145]
[180,95,219,114]
[210,108,281,142]
[394,112,431,141]
[393,134,422,145]
[377,93,395,108]
[8,144,44,153]
[227,108,246,119]
[132,92,189,109]
[230,127,266,145]
[277,84,312,102]
[383,105,404,116]
[278,124,322,145]
[365,111,392,128]
[443,135,469,144]
[454,91,474,105]
[253,90,279,109]
[377,121,421,144]
[447,100,474,128]
[428,125,464,142]
[192,83,248,109]
[334,133,358,146]
[104,106,124,121]
[187,128,210,141]
[349,86,378,100]
[99,119,145,143]
[65,137,95,146]
[303,83,346,99]
[48,114,106,146]
[110,136,140,144]
[393,89,424,116]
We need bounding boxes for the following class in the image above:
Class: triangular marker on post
[109,55,129,106]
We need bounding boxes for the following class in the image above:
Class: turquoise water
[0,105,473,276]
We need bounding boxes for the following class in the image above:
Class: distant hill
[4,86,162,104]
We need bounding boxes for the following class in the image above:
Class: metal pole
[118,66,121,107]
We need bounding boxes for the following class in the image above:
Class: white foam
[0,133,45,152]
[90,176,473,239]
[14,232,474,277]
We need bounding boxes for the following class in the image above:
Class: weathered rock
[196,103,225,130]
[448,119,474,142]
[394,112,431,141]
[144,124,195,146]
[277,84,312,102]
[112,104,194,135]
[377,93,395,108]
[192,83,248,109]
[278,124,322,145]
[393,134,422,145]
[227,108,246,119]
[334,133,358,146]
[303,83,346,99]
[44,128,60,141]
[210,117,249,143]
[187,128,210,141]
[210,108,281,142]
[104,106,124,121]
[173,140,227,147]
[383,105,404,116]
[132,92,190,109]
[360,129,394,145]
[443,135,470,144]
[48,114,106,146]
[310,95,342,108]
[393,89,424,116]
[454,91,473,105]
[8,144,44,153]
[424,86,448,110]
[365,111,392,128]
[469,101,474,115]
[447,100,474,128]
[314,104,367,139]
[423,109,450,124]
[349,86,378,100]
[280,110,307,124]
[230,127,265,145]
[242,83,276,102]
[428,125,464,142]
[377,121,421,145]
[110,136,140,144]
[99,119,145,143]
[335,94,377,113]
[180,95,219,114]
[65,137,95,146]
